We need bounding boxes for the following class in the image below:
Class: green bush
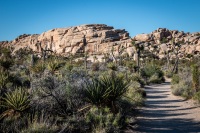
[107,62,117,71]
[126,81,145,106]
[65,63,73,71]
[86,106,128,133]
[171,80,192,99]
[165,70,173,78]
[149,73,164,84]
[193,91,200,103]
[91,62,100,71]
[131,73,145,87]
[191,64,199,92]
[0,88,30,120]
[84,73,129,111]
[30,61,45,74]
[140,64,165,84]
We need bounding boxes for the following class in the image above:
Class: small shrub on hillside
[21,115,59,133]
[65,63,73,71]
[30,62,45,74]
[107,62,118,71]
[126,61,137,72]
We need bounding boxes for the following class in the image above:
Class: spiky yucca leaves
[30,61,46,74]
[47,59,63,74]
[84,74,130,112]
[84,79,108,107]
[107,62,118,71]
[0,88,30,120]
[100,74,129,104]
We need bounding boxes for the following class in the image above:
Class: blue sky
[0,0,200,41]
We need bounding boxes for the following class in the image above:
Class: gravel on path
[132,79,200,133]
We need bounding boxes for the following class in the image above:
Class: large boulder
[134,34,151,41]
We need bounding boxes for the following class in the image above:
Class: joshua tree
[171,39,182,74]
[118,46,126,66]
[191,64,199,93]
[132,40,144,73]
[83,35,87,72]
[111,45,117,63]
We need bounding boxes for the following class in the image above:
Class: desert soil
[132,79,200,133]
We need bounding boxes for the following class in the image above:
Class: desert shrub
[126,61,137,72]
[31,75,85,117]
[21,114,59,133]
[65,63,73,71]
[193,91,200,103]
[0,70,10,92]
[0,58,13,71]
[91,62,100,71]
[149,73,164,84]
[30,61,46,74]
[165,70,173,78]
[0,116,28,133]
[84,73,129,111]
[171,74,179,84]
[86,106,129,133]
[191,64,199,92]
[130,73,145,87]
[171,65,194,98]
[47,59,63,74]
[107,62,118,71]
[140,64,165,84]
[125,81,145,106]
[0,87,30,120]
[171,78,192,98]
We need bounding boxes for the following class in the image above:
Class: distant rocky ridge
[0,24,200,60]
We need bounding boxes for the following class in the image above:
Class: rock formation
[0,24,200,60]
[132,28,200,59]
[0,24,131,57]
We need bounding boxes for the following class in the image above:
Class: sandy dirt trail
[133,79,200,133]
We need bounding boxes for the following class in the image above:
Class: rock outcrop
[0,24,200,60]
[0,24,131,57]
[132,28,200,59]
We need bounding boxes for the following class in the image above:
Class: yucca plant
[0,58,13,71]
[47,59,62,74]
[0,88,30,120]
[84,78,109,107]
[30,62,46,74]
[100,74,130,105]
[107,62,117,71]
[84,74,130,112]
